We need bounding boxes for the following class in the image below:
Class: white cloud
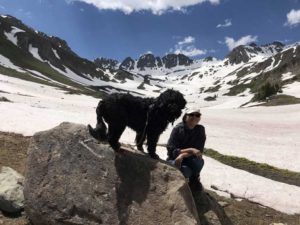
[66,0,220,15]
[178,36,195,45]
[174,46,206,57]
[145,50,153,54]
[216,18,232,28]
[224,35,258,50]
[285,9,300,27]
[171,36,206,57]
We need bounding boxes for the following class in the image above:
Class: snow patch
[0,54,25,72]
[202,157,300,215]
[281,72,294,81]
[282,81,300,98]
[52,48,61,59]
[4,26,25,46]
[28,44,44,62]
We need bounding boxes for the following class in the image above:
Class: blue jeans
[169,156,204,181]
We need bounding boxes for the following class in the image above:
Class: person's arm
[174,152,190,168]
[166,126,181,159]
[179,148,201,155]
[175,148,202,168]
[194,126,206,153]
[174,148,202,168]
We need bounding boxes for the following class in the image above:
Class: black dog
[88,89,186,159]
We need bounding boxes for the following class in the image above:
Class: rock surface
[0,166,24,213]
[119,57,135,70]
[24,122,200,225]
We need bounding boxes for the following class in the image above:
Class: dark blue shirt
[167,122,206,160]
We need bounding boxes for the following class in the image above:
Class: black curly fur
[88,89,186,159]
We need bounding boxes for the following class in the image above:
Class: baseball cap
[185,107,201,115]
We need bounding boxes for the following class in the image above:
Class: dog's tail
[88,100,108,141]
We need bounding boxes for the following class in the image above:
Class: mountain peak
[119,57,135,70]
[226,42,285,64]
[117,53,193,71]
[137,54,162,70]
[94,57,119,70]
[162,53,193,69]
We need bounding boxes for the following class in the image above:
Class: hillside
[1,14,300,108]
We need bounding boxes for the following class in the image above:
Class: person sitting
[166,108,206,191]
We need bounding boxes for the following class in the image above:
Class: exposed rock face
[94,57,119,70]
[226,42,285,65]
[24,122,200,225]
[162,54,193,68]
[262,41,285,54]
[137,54,158,70]
[162,54,178,68]
[119,53,193,71]
[114,70,134,81]
[156,56,163,67]
[177,54,194,66]
[226,46,253,65]
[119,57,135,70]
[0,166,24,213]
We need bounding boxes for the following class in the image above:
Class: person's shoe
[189,179,203,192]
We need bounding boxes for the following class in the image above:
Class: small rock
[245,210,252,216]
[0,167,24,213]
[0,97,11,102]
[218,201,229,207]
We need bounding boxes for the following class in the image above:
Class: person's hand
[191,148,202,159]
[195,151,202,160]
[175,154,184,168]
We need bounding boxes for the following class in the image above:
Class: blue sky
[0,0,300,61]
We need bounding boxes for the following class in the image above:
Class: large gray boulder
[0,166,24,213]
[24,122,200,225]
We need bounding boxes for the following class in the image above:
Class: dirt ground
[0,132,299,225]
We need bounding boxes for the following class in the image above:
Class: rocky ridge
[226,42,285,65]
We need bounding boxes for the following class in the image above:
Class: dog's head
[155,89,186,123]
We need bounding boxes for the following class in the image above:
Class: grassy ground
[0,132,300,225]
[204,148,300,187]
[258,95,300,106]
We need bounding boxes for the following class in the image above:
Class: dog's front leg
[135,131,146,152]
[107,124,125,152]
[146,133,160,159]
